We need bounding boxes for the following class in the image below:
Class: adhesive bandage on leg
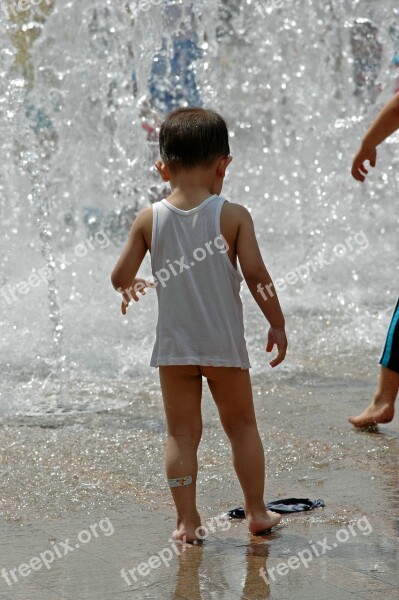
[168,476,193,488]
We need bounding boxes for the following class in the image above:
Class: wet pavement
[0,501,397,600]
[0,376,398,599]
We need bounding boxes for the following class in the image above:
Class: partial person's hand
[351,144,377,182]
[266,327,287,368]
[120,278,155,315]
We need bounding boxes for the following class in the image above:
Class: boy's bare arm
[352,93,399,182]
[111,207,153,314]
[235,206,287,366]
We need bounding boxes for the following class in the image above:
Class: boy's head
[158,107,230,171]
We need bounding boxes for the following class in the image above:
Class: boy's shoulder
[137,206,153,219]
[135,206,153,228]
[135,200,252,228]
[132,207,153,248]
[221,200,253,223]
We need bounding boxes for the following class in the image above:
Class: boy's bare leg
[348,366,398,427]
[202,366,281,534]
[159,365,203,543]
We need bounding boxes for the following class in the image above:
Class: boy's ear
[155,160,170,182]
[216,155,233,178]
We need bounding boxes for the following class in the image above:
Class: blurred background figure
[350,19,383,105]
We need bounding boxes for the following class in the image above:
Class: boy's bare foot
[348,402,395,428]
[172,513,202,544]
[247,509,282,534]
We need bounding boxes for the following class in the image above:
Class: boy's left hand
[120,278,155,315]
[266,327,287,367]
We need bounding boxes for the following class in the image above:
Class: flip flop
[224,498,325,519]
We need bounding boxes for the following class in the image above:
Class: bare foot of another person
[348,402,395,427]
[349,367,398,428]
[247,509,282,534]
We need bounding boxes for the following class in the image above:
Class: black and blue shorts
[380,298,399,374]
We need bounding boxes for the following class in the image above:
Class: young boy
[111,107,287,542]
[349,93,399,427]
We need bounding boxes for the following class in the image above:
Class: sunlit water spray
[0,0,399,416]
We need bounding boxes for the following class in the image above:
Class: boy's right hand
[120,278,155,315]
[266,327,287,368]
[351,144,377,182]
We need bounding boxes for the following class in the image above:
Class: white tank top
[150,194,250,369]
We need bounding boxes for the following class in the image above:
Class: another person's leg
[349,300,399,427]
[159,365,203,542]
[202,366,281,534]
[349,366,398,427]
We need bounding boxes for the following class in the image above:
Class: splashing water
[0,0,399,416]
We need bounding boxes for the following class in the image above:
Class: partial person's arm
[111,208,154,314]
[352,93,399,181]
[236,207,287,367]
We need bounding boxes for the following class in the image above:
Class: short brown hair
[159,107,230,169]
